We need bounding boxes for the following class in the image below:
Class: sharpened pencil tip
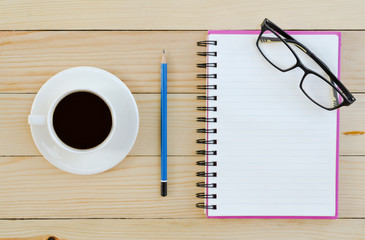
[161,50,167,63]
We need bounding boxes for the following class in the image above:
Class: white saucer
[29,67,139,175]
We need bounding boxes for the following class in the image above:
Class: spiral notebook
[196,31,340,219]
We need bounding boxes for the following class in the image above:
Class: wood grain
[0,219,363,240]
[339,156,365,218]
[0,155,363,218]
[0,31,363,93]
[0,93,363,156]
[0,31,205,94]
[0,156,202,218]
[342,31,365,92]
[1,219,365,240]
[340,94,365,155]
[0,1,363,238]
[0,0,363,30]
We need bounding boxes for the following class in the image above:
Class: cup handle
[28,115,46,125]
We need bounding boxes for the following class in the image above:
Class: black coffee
[52,91,112,149]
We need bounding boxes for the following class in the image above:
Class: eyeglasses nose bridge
[298,68,313,89]
[296,62,311,75]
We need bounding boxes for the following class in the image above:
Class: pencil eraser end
[161,182,167,197]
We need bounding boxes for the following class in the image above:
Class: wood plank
[0,1,363,30]
[339,94,365,155]
[0,93,363,156]
[342,31,365,92]
[0,94,205,156]
[339,156,365,218]
[0,156,203,218]
[0,156,363,218]
[0,31,363,93]
[0,219,364,240]
[0,31,206,94]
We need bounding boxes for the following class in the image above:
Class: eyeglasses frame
[256,18,356,110]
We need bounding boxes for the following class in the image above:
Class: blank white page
[205,32,338,217]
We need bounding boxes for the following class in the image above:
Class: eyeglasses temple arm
[259,37,312,54]
[260,37,355,103]
[290,40,355,102]
[262,18,296,41]
[262,18,356,104]
[292,39,356,103]
[260,37,326,60]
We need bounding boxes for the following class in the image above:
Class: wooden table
[0,1,364,239]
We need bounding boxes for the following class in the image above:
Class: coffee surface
[53,91,112,149]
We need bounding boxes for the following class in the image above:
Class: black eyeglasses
[257,18,356,111]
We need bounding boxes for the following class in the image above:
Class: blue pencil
[161,50,168,197]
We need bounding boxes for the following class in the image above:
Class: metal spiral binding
[196,160,217,166]
[196,139,217,144]
[197,85,217,90]
[197,40,217,46]
[197,96,217,101]
[196,128,217,133]
[196,202,217,209]
[196,193,217,199]
[196,182,217,188]
[196,40,218,210]
[197,63,217,68]
[197,106,217,111]
[196,150,217,155]
[197,74,217,79]
[197,52,217,57]
[196,117,217,122]
[196,172,217,177]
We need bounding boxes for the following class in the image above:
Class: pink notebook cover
[205,30,340,219]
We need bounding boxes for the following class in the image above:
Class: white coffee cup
[29,89,115,153]
[28,67,139,175]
